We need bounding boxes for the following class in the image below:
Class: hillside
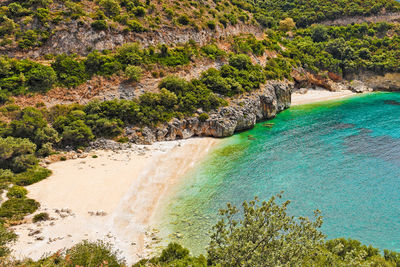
[1,0,400,265]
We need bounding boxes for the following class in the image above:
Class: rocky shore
[126,81,293,144]
[86,71,400,148]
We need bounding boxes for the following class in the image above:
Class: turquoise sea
[158,92,400,254]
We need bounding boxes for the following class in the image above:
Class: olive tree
[207,194,324,266]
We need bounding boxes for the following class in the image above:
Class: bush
[279,18,296,32]
[229,54,252,70]
[26,64,57,93]
[201,44,225,59]
[91,20,108,31]
[127,19,145,32]
[99,0,121,17]
[125,65,142,82]
[198,113,209,122]
[6,185,28,198]
[177,15,190,25]
[0,197,40,219]
[206,20,216,30]
[52,54,88,88]
[32,212,49,222]
[66,240,125,266]
[0,136,37,173]
[60,120,95,146]
[133,6,146,17]
[159,243,189,263]
[158,76,189,96]
[13,166,51,186]
[311,25,328,42]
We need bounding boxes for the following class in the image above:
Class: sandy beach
[9,88,361,264]
[10,138,220,265]
[291,88,358,106]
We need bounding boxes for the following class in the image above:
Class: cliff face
[127,81,293,144]
[6,23,263,58]
[346,72,400,92]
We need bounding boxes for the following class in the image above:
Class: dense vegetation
[0,0,251,51]
[0,0,400,263]
[3,195,400,266]
[234,0,400,28]
[1,0,399,53]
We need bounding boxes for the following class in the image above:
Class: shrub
[25,64,57,93]
[279,18,296,32]
[0,197,40,219]
[6,185,28,198]
[177,15,190,25]
[311,25,328,42]
[66,240,125,266]
[159,243,189,263]
[60,120,95,146]
[198,113,209,122]
[0,91,9,105]
[52,54,88,88]
[99,0,121,17]
[32,212,49,222]
[0,136,37,173]
[91,20,108,31]
[201,44,225,59]
[133,6,146,17]
[13,166,51,186]
[125,65,142,82]
[127,20,145,32]
[206,20,216,30]
[229,54,252,70]
[159,76,189,95]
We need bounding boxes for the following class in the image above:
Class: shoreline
[9,88,365,264]
[291,89,359,106]
[10,137,221,265]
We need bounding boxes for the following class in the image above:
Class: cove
[158,92,400,255]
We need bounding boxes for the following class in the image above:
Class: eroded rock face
[129,81,293,144]
[347,72,400,92]
[349,80,373,93]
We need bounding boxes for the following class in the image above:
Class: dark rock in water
[127,81,293,144]
[263,123,275,128]
[248,135,256,140]
[384,100,400,106]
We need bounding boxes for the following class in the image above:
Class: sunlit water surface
[158,92,400,254]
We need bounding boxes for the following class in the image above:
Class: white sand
[10,138,220,265]
[291,88,357,106]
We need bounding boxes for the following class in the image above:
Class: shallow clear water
[159,92,400,254]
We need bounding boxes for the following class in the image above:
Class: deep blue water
[160,92,400,254]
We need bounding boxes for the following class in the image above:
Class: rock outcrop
[128,81,293,144]
[349,80,373,93]
[346,72,400,92]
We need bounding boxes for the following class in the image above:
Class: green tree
[207,194,324,266]
[52,54,88,88]
[25,64,56,93]
[279,18,296,32]
[311,25,328,42]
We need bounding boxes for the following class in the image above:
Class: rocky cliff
[346,72,400,91]
[124,81,293,144]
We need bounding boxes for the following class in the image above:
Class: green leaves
[207,194,324,266]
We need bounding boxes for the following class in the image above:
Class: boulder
[349,80,373,93]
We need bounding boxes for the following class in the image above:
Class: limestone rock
[349,80,373,93]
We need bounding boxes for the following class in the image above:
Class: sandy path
[291,89,358,106]
[11,138,220,265]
